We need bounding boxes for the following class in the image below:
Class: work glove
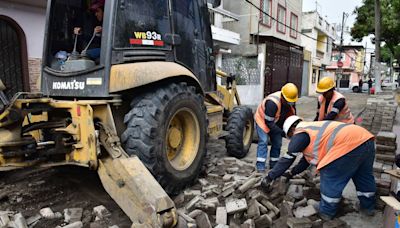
[282,170,293,182]
[261,176,273,193]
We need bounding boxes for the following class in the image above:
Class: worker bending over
[261,116,376,220]
[314,77,354,123]
[254,83,298,172]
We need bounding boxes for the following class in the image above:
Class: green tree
[352,0,400,63]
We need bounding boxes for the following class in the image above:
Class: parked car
[381,80,398,88]
[350,82,369,93]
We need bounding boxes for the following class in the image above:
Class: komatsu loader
[0,0,254,226]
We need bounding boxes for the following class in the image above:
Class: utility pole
[374,0,382,92]
[337,12,347,91]
[363,42,367,80]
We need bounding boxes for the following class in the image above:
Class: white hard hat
[283,115,303,137]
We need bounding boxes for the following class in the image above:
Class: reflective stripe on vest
[254,91,295,133]
[318,91,354,124]
[295,121,374,170]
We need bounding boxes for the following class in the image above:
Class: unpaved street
[0,92,378,227]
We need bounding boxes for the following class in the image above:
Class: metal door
[301,60,310,96]
[264,40,303,96]
[0,17,29,99]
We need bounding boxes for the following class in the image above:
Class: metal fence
[221,56,261,85]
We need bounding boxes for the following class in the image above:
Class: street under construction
[0,0,399,228]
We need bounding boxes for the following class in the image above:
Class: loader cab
[42,0,217,97]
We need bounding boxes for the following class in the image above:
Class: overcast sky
[303,0,362,27]
[302,0,373,48]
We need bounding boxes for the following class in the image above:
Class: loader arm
[96,122,177,227]
[0,95,177,227]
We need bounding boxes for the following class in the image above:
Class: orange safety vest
[254,91,295,133]
[318,91,354,124]
[294,121,374,170]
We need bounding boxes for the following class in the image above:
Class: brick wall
[28,58,41,92]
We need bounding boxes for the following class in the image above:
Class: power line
[244,0,365,64]
[244,0,331,45]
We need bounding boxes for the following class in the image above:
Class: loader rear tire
[121,82,207,195]
[225,106,254,158]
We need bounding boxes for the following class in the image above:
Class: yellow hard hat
[281,83,298,103]
[316,77,335,93]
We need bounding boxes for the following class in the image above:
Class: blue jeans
[319,139,376,218]
[86,48,101,60]
[256,124,282,171]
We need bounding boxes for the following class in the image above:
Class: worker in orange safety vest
[254,83,298,172]
[314,77,354,124]
[261,116,376,220]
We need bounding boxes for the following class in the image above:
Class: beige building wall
[0,0,46,91]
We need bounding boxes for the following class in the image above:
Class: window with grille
[290,13,298,38]
[261,0,272,26]
[277,4,286,33]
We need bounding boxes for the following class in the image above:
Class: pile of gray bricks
[362,95,397,135]
[373,131,397,205]
[175,156,350,228]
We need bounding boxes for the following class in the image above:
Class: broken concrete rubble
[57,221,83,228]
[246,199,260,219]
[13,213,28,228]
[25,214,41,227]
[287,217,312,228]
[64,208,83,224]
[215,207,227,225]
[175,143,364,228]
[287,185,303,200]
[177,210,196,224]
[293,205,317,218]
[225,198,247,214]
[238,177,259,193]
[39,207,55,219]
[194,211,211,228]
[93,205,110,220]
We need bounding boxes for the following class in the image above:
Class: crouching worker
[254,83,298,172]
[261,116,376,220]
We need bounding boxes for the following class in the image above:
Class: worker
[254,83,298,172]
[314,77,354,124]
[261,116,376,220]
[73,0,104,60]
[368,78,373,95]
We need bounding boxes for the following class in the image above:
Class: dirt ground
[0,91,381,227]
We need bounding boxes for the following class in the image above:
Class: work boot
[318,212,333,221]
[356,202,375,217]
[256,162,266,173]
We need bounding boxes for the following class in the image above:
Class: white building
[208,1,241,79]
[301,11,337,96]
[223,0,304,107]
[0,0,47,93]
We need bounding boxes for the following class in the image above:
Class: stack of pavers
[373,131,397,209]
[362,95,397,135]
[381,103,398,131]
[175,153,352,228]
[361,99,377,131]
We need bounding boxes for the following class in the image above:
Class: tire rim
[166,108,200,171]
[243,120,252,146]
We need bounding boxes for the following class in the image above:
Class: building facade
[326,46,365,91]
[0,0,47,94]
[208,0,241,82]
[301,11,336,96]
[223,0,303,107]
